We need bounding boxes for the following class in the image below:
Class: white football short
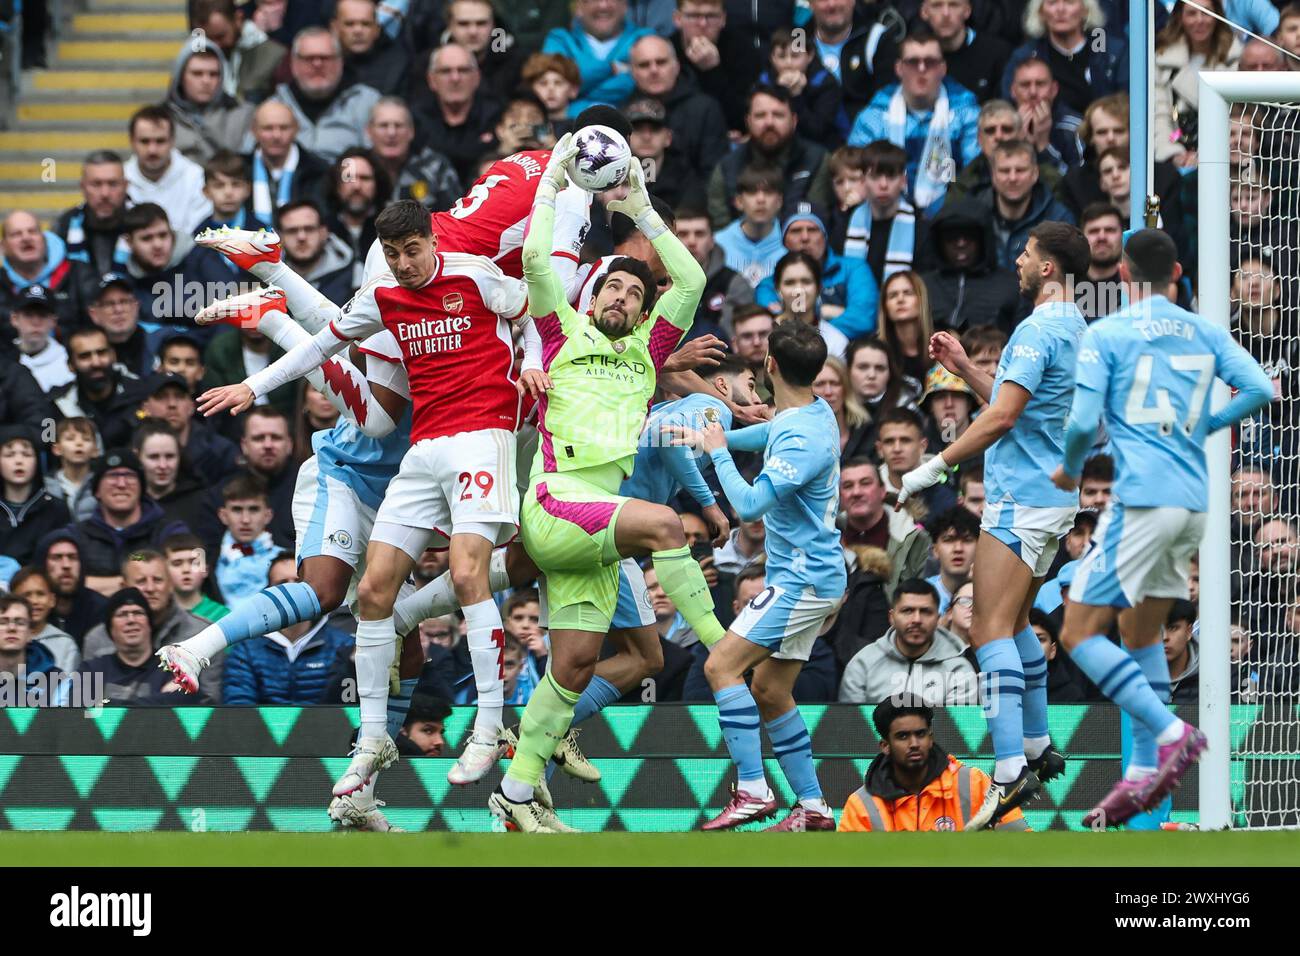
[371,428,520,559]
[981,499,1077,578]
[1071,503,1205,609]
[730,584,842,662]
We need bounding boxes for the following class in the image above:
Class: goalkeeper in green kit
[489,135,726,831]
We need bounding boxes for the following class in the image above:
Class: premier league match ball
[566,125,633,193]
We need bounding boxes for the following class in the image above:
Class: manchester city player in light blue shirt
[896,221,1092,829]
[1053,229,1272,828]
[671,321,846,833]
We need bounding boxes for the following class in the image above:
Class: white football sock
[183,624,228,662]
[1024,736,1051,760]
[1155,719,1186,746]
[738,778,771,800]
[501,776,533,803]
[354,617,396,740]
[463,599,505,735]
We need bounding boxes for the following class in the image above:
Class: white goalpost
[1198,71,1300,830]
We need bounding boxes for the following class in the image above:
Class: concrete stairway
[1,0,187,223]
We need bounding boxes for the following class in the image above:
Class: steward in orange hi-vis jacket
[838,697,1029,832]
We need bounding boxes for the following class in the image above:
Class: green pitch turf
[4,830,1298,866]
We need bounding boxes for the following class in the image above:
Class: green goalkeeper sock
[505,671,580,788]
[653,546,725,648]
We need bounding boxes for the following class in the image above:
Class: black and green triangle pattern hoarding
[0,704,1296,831]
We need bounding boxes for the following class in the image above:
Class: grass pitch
[4,830,1298,866]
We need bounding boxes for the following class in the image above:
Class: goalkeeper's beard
[595,304,638,338]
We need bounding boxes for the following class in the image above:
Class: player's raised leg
[159,460,359,691]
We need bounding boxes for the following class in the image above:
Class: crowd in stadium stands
[3,0,1300,736]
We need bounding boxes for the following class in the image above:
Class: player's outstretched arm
[610,162,706,333]
[723,422,772,452]
[198,323,357,418]
[522,133,579,322]
[668,421,780,521]
[895,381,1030,509]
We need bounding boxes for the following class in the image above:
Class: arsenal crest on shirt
[443,293,464,313]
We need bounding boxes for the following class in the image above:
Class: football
[566,124,633,192]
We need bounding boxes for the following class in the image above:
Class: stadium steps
[1,0,186,221]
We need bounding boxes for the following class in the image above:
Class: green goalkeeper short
[521,471,631,632]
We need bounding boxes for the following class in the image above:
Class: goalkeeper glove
[895,454,950,509]
[536,132,578,205]
[606,160,667,240]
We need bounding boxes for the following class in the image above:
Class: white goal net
[1201,74,1300,829]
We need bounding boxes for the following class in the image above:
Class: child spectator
[502,587,547,679]
[494,96,554,155]
[959,325,1007,398]
[162,532,229,624]
[827,145,868,253]
[198,150,268,238]
[0,425,71,567]
[521,52,581,125]
[8,567,80,672]
[222,554,354,705]
[214,473,281,603]
[0,594,64,704]
[456,631,538,706]
[843,141,923,293]
[759,27,844,146]
[714,166,787,289]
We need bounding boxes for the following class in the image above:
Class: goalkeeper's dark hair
[766,319,826,387]
[872,695,934,740]
[375,199,432,241]
[1124,228,1180,286]
[574,104,632,138]
[610,196,675,246]
[592,257,658,314]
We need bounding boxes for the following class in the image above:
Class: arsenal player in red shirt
[200,200,540,791]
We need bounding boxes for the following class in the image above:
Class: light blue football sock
[765,707,822,802]
[216,581,322,646]
[1014,624,1050,747]
[387,678,418,740]
[976,637,1027,781]
[715,683,766,792]
[1126,642,1171,775]
[1070,635,1179,740]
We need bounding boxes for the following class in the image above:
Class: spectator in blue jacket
[542,0,654,115]
[1001,0,1128,116]
[848,29,981,218]
[223,554,355,705]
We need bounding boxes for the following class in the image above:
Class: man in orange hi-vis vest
[839,697,1030,832]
